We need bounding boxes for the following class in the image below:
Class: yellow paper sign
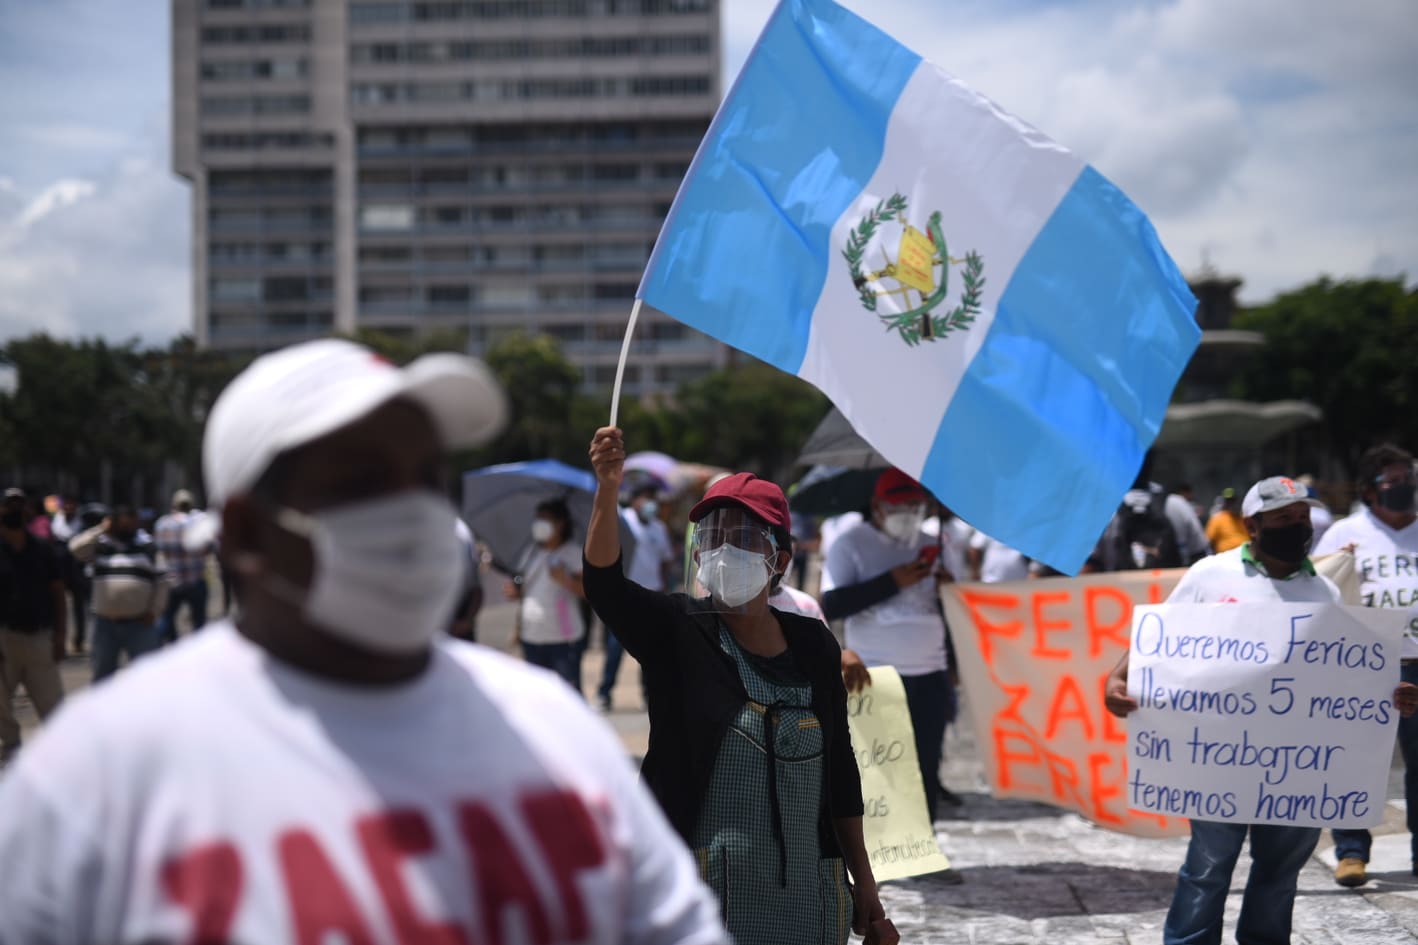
[894,225,937,294]
[847,666,952,882]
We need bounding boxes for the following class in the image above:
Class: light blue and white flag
[636,0,1199,573]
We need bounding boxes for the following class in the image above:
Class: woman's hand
[852,879,897,944]
[589,427,625,492]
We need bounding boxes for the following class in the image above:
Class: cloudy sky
[0,0,1414,343]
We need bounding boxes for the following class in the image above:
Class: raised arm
[586,427,625,568]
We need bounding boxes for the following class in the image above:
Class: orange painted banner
[942,570,1190,838]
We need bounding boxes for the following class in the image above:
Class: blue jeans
[1164,820,1319,945]
[1333,659,1418,864]
[901,670,950,819]
[598,630,625,705]
[92,617,162,682]
[159,581,209,645]
[523,641,582,693]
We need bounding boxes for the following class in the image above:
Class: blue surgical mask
[637,500,659,524]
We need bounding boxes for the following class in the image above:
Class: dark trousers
[901,670,950,819]
[159,581,209,645]
[68,577,90,650]
[1333,659,1418,863]
[523,641,582,694]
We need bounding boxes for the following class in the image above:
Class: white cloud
[0,132,189,343]
[15,179,97,229]
[723,0,1418,302]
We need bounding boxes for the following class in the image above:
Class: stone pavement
[13,598,1418,944]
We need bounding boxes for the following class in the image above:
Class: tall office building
[172,0,726,395]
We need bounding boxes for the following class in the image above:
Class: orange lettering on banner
[1046,750,1086,810]
[1044,675,1095,741]
[1030,591,1074,660]
[994,727,1043,792]
[1087,752,1126,826]
[1084,586,1132,658]
[960,590,1023,664]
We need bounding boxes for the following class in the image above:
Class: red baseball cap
[874,468,928,503]
[689,472,790,530]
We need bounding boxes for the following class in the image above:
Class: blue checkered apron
[692,626,852,945]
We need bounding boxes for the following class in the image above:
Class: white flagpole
[608,297,643,428]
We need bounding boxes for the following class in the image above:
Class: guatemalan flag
[636,0,1200,574]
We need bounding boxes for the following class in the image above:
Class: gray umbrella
[796,407,890,469]
[461,459,636,576]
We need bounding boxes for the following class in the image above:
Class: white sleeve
[820,529,860,593]
[1311,518,1350,557]
[0,766,104,945]
[969,530,990,551]
[1164,565,1206,603]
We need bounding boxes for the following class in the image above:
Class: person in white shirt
[597,481,674,711]
[1106,475,1418,945]
[968,531,1029,583]
[0,339,726,945]
[509,498,586,692]
[1316,444,1418,888]
[822,469,953,818]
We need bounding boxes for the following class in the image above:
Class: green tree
[1232,278,1418,473]
[659,363,829,480]
[478,332,584,464]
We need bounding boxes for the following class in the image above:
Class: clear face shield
[690,506,783,615]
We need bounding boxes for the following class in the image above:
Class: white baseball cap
[1241,476,1322,518]
[202,339,507,507]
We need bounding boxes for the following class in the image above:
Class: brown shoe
[1334,857,1368,888]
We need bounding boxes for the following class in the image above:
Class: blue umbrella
[462,460,636,575]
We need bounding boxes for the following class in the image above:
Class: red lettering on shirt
[521,789,607,940]
[357,809,469,945]
[278,828,378,945]
[161,841,244,944]
[459,802,555,945]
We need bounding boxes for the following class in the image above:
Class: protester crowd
[0,337,1414,945]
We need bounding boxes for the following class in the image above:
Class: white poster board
[1126,602,1405,828]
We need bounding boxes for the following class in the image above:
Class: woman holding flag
[583,426,897,945]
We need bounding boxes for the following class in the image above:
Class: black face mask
[1256,521,1312,564]
[0,511,22,530]
[1378,482,1417,513]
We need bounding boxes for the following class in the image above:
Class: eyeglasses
[692,525,778,555]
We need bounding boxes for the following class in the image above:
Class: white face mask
[882,508,926,543]
[697,543,773,608]
[270,491,464,655]
[530,519,556,543]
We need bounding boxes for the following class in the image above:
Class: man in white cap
[1106,475,1418,945]
[0,340,726,945]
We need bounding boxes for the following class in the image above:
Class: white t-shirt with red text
[1314,506,1418,658]
[0,622,725,945]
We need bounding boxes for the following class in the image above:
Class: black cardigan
[583,555,864,857]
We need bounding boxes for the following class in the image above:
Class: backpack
[1110,487,1182,570]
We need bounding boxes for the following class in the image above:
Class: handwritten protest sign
[943,570,1188,837]
[1126,602,1405,828]
[847,666,952,881]
[941,553,1360,837]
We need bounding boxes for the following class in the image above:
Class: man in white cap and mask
[0,339,725,945]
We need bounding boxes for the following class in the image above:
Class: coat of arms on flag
[843,192,984,347]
